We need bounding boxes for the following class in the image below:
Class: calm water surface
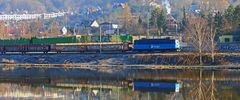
[0,67,239,100]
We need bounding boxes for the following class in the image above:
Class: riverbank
[1,64,240,70]
[0,53,240,66]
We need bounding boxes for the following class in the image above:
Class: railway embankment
[0,53,239,66]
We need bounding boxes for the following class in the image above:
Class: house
[189,3,201,14]
[112,3,125,10]
[219,30,240,43]
[78,20,120,35]
[219,34,234,43]
[99,22,119,35]
[165,15,178,35]
[0,12,66,21]
[78,20,96,35]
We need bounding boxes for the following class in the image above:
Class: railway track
[1,64,240,70]
[1,51,240,56]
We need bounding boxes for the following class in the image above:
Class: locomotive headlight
[175,40,180,49]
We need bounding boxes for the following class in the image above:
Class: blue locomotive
[133,38,180,51]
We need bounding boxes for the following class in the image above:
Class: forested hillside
[0,0,128,13]
[0,0,238,13]
[0,0,98,13]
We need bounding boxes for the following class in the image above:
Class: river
[0,66,239,100]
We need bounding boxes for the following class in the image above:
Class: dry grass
[132,53,238,66]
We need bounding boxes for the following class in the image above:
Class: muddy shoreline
[0,53,239,65]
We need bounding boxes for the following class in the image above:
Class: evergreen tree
[150,8,167,34]
[224,5,235,24]
[181,7,187,32]
[214,12,224,34]
[138,15,142,24]
[234,5,240,27]
[223,5,240,32]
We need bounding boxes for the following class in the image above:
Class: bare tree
[29,18,45,37]
[0,21,8,39]
[186,15,209,65]
[18,21,32,39]
[198,0,229,13]
[120,3,133,32]
[49,22,60,37]
[208,17,217,63]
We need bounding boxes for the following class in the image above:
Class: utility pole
[176,24,181,42]
[91,20,101,53]
[147,12,150,39]
[99,26,102,53]
[74,23,79,35]
[146,2,151,39]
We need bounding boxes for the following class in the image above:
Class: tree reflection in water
[0,68,239,100]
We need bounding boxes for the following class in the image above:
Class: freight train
[0,35,181,54]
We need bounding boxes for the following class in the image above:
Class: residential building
[165,15,178,35]
[100,22,119,35]
[0,12,66,21]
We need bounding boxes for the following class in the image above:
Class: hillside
[0,0,128,13]
[0,0,238,13]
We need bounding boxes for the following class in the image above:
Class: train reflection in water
[131,80,181,93]
[0,80,182,100]
[0,67,240,99]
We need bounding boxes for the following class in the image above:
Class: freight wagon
[52,42,131,53]
[51,45,87,53]
[31,36,81,44]
[0,44,51,54]
[0,38,30,45]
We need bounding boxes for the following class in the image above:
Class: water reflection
[0,67,240,100]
